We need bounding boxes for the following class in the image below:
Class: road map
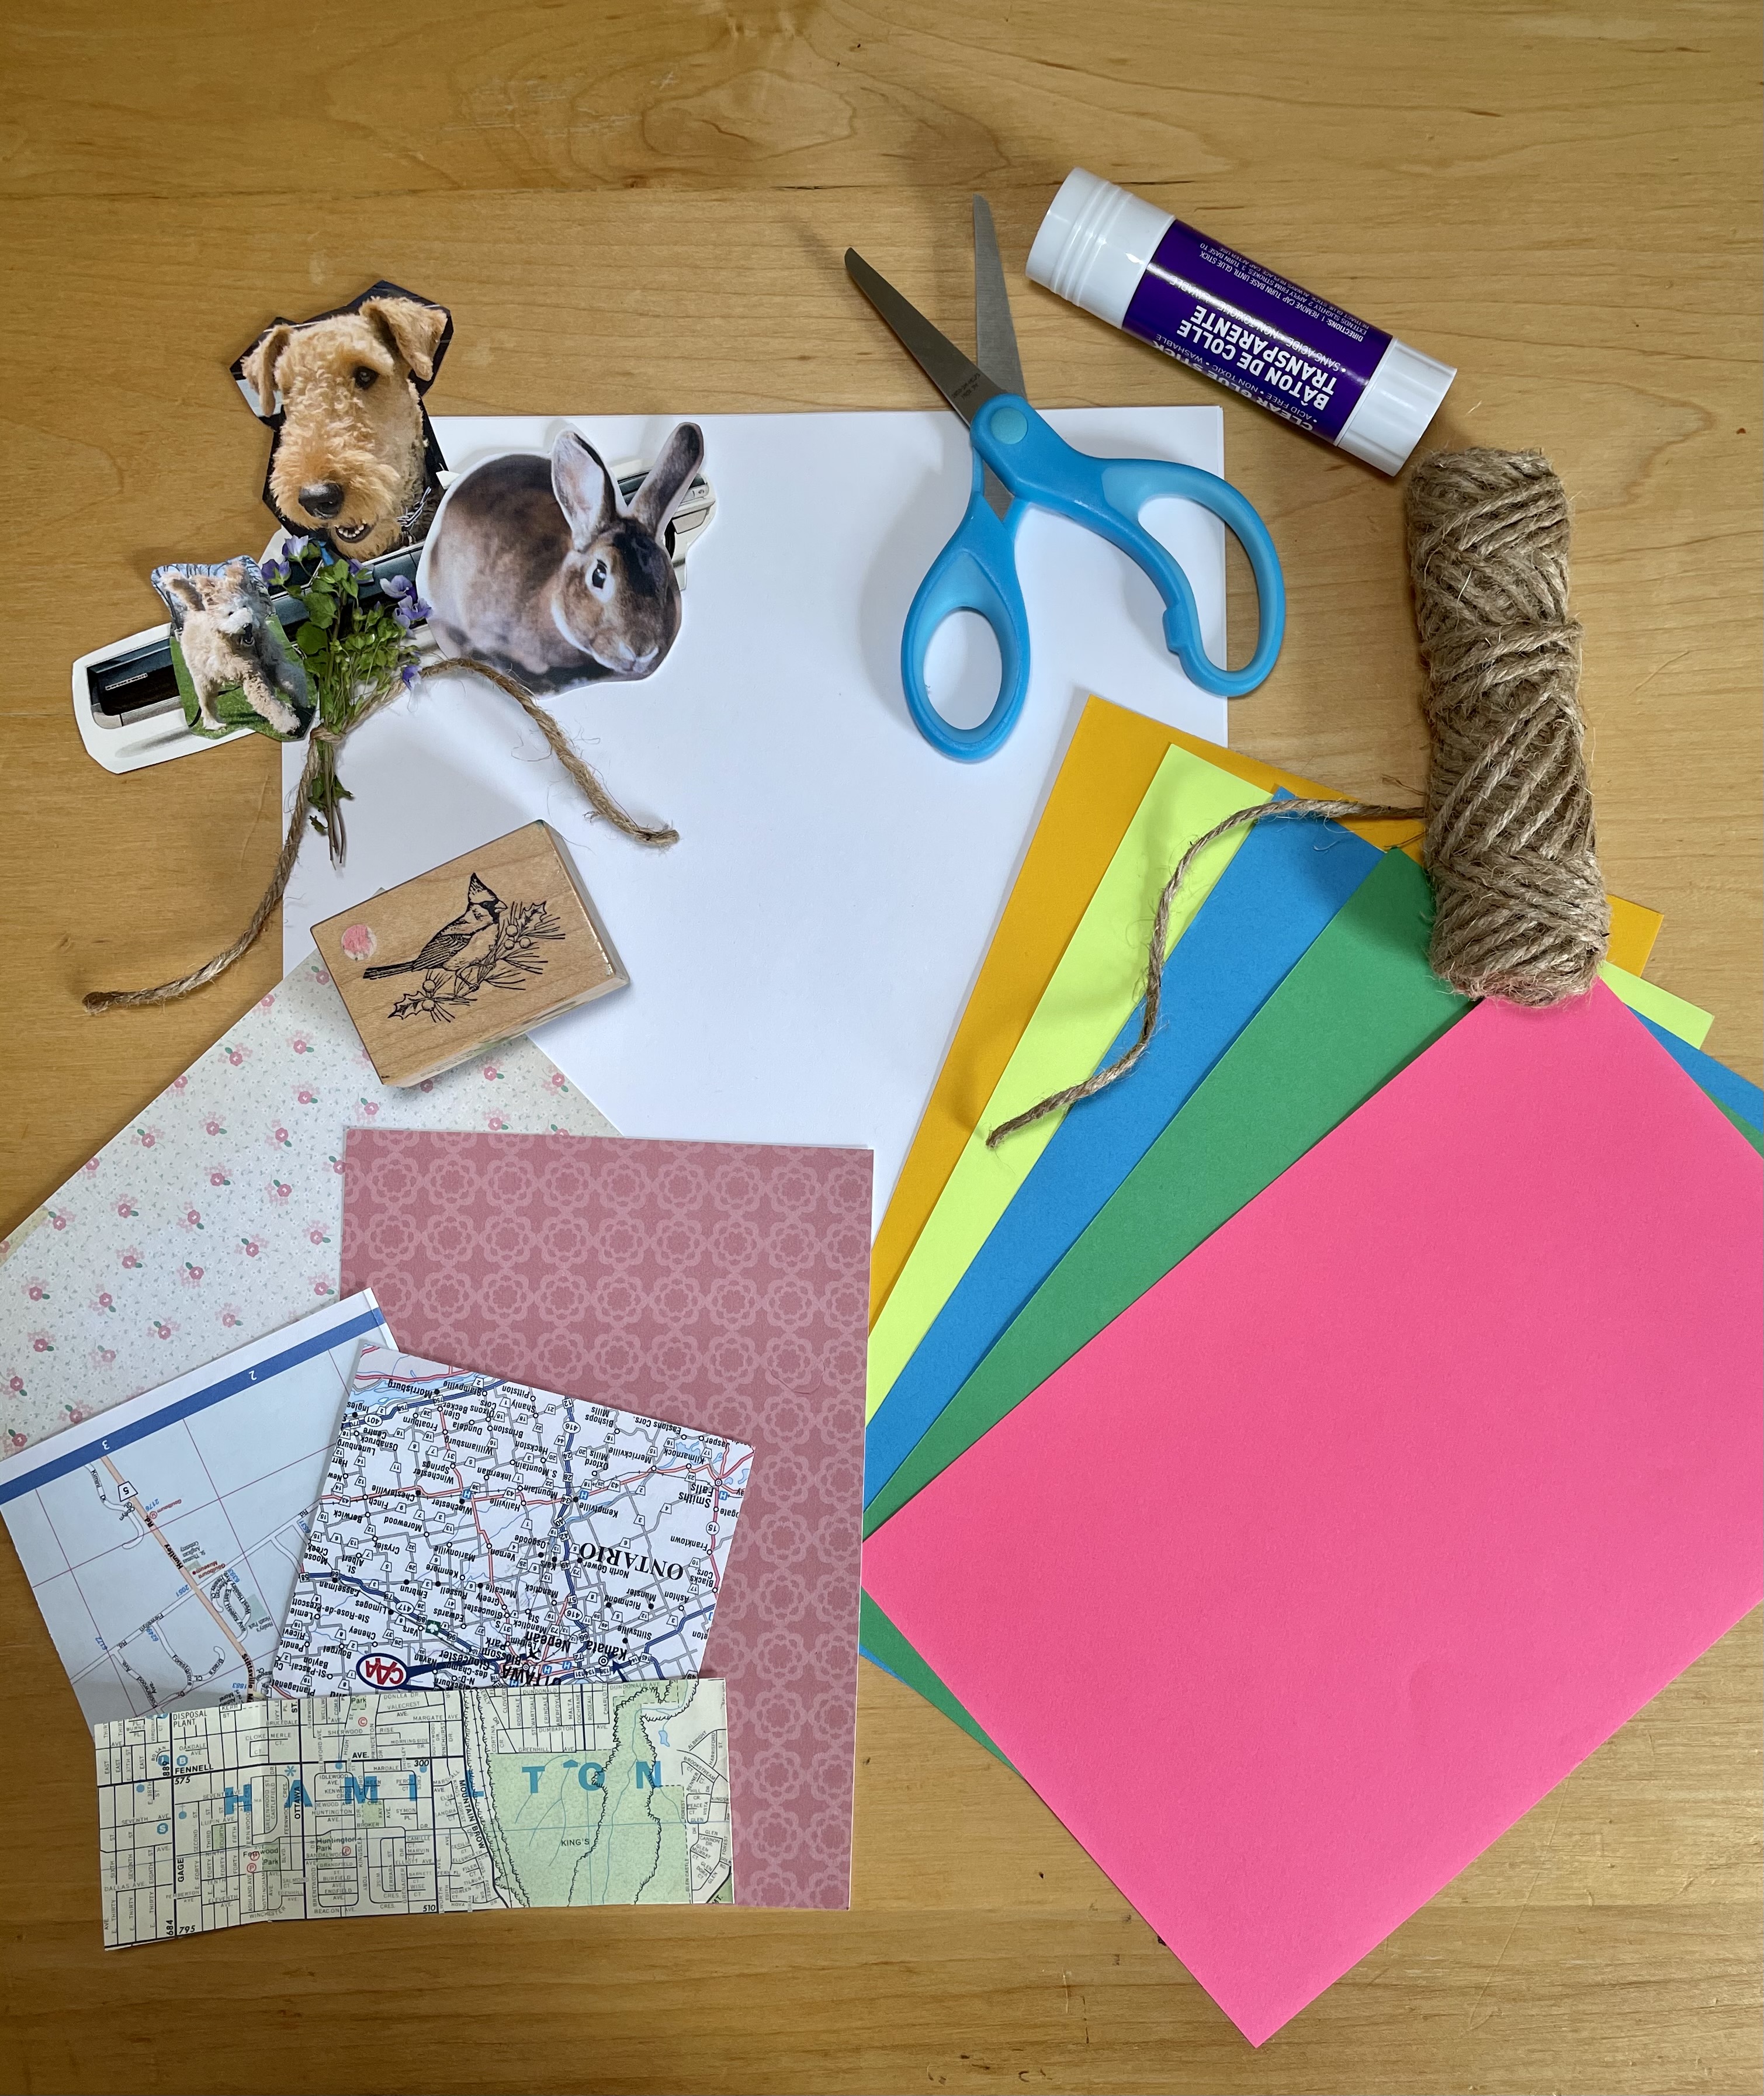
[269,1346,754,1697]
[0,1294,390,1727]
[96,1677,732,1945]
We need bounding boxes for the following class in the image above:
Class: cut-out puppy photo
[422,424,705,694]
[150,556,314,741]
[233,280,453,561]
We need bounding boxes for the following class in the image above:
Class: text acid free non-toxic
[1027,169,1454,474]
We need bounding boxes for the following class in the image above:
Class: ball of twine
[1408,446,1609,1006]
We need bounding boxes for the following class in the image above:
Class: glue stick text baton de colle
[1027,169,1455,474]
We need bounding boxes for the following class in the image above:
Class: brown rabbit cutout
[425,425,705,694]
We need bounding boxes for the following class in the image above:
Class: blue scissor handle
[969,393,1285,701]
[901,451,1034,761]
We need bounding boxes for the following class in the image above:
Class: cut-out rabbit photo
[150,556,314,741]
[422,424,706,694]
[233,280,453,561]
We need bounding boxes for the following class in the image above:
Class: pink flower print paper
[339,1129,872,1911]
[0,955,615,1452]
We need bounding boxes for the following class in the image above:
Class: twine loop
[988,445,1609,1147]
[83,658,676,1014]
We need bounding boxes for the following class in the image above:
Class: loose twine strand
[987,446,1608,1148]
[83,659,677,1014]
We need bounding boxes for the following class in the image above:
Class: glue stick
[1027,169,1454,474]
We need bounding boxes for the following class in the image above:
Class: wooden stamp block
[311,821,628,1087]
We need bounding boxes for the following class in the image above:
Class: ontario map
[268,1347,753,1696]
[96,1678,733,1945]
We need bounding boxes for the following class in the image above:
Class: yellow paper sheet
[1599,961,1713,1048]
[870,694,1664,1325]
[865,746,1270,1416]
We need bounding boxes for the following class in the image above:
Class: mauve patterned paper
[341,1128,871,1909]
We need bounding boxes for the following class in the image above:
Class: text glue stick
[1027,169,1455,474]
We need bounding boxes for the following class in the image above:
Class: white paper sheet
[282,408,1229,1221]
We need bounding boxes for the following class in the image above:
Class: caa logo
[355,1652,408,1689]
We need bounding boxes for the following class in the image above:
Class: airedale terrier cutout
[232,280,453,561]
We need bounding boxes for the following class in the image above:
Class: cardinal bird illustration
[363,875,504,979]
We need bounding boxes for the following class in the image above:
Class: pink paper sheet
[342,1130,871,1909]
[862,986,1763,2040]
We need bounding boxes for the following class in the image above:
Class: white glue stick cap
[1027,168,1174,328]
[1336,338,1458,476]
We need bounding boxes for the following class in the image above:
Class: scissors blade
[846,247,1007,431]
[972,196,1026,399]
[970,196,1025,521]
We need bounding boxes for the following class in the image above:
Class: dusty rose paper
[341,1128,871,1909]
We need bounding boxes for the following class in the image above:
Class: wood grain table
[2,5,1758,2091]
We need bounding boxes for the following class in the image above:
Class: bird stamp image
[311,822,629,1086]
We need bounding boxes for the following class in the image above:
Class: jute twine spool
[83,659,677,1014]
[1408,446,1608,1004]
[989,446,1609,1147]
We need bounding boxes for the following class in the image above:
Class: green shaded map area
[484,1679,730,1906]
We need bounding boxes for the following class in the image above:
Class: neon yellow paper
[864,746,1269,1418]
[1599,960,1713,1048]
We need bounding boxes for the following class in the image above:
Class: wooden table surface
[2,5,1758,2091]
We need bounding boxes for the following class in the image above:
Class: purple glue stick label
[1122,220,1390,442]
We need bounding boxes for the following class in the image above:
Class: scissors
[846,199,1286,761]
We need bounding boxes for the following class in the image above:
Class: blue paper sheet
[862,808,1382,1508]
[1638,1016,1763,1132]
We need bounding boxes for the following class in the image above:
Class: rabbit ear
[552,432,619,550]
[630,423,705,538]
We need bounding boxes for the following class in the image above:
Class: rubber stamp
[311,821,628,1086]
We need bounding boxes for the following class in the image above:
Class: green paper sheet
[858,1593,1011,1764]
[864,848,1467,1533]
[864,746,1270,1418]
[1714,1099,1764,1157]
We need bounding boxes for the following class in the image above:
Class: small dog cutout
[233,280,453,560]
[150,557,313,740]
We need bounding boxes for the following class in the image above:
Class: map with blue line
[0,1292,389,1728]
[268,1347,753,1698]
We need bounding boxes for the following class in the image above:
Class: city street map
[269,1346,754,1696]
[96,1677,733,1945]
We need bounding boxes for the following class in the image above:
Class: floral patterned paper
[0,955,614,1454]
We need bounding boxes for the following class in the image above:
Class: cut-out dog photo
[233,280,452,561]
[422,424,706,694]
[150,556,314,740]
